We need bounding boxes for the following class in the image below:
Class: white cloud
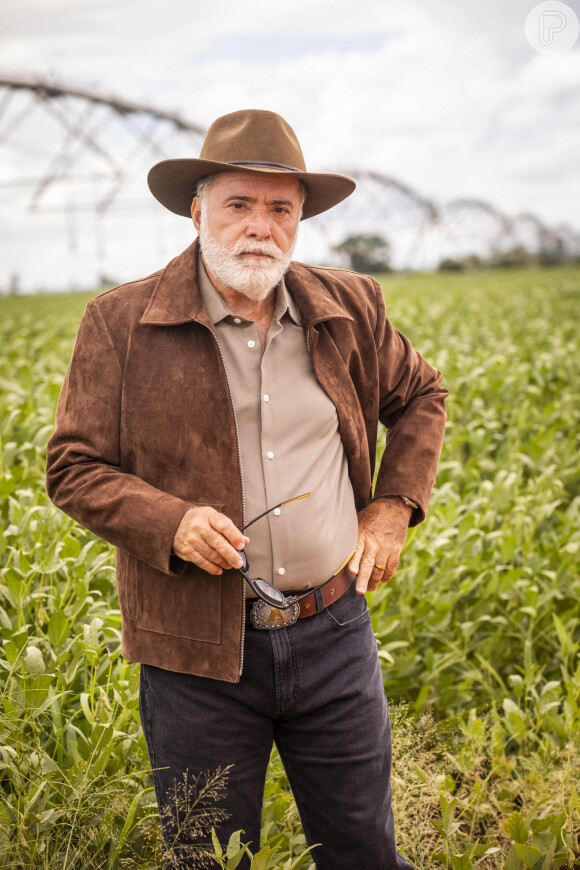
[1,0,579,288]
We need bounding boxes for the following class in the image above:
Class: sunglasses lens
[253,578,286,607]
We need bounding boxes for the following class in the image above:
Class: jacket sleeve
[46,300,193,575]
[370,278,449,525]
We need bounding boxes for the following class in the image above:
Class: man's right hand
[172,506,249,575]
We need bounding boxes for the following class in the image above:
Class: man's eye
[274,207,289,215]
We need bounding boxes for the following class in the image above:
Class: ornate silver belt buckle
[250,595,300,630]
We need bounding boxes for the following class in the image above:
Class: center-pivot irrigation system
[1,73,577,288]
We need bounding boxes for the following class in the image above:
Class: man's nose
[245,208,272,239]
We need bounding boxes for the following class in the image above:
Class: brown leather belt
[245,564,354,627]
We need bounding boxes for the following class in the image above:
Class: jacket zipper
[198,321,247,676]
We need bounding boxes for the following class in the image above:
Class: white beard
[198,207,297,302]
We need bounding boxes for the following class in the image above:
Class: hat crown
[199,109,307,172]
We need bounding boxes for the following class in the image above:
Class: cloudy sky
[1,0,579,290]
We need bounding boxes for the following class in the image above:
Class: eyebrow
[223,195,296,208]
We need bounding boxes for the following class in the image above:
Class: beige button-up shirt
[198,257,359,594]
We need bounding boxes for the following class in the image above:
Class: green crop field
[0,265,579,869]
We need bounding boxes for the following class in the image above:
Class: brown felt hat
[147,109,356,221]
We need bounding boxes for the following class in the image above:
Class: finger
[197,540,235,571]
[355,552,378,595]
[382,553,400,583]
[201,531,245,570]
[188,550,224,576]
[177,525,243,571]
[366,563,386,592]
[348,539,364,577]
[210,511,249,551]
[204,515,248,569]
[174,533,229,572]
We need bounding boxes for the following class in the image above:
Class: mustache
[233,240,285,261]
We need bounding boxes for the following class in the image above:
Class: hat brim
[147,158,356,221]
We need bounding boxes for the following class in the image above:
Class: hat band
[228,160,302,172]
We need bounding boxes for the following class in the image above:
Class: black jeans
[139,583,414,869]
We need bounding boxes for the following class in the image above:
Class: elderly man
[46,109,448,869]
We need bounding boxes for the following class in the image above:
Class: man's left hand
[348,497,412,595]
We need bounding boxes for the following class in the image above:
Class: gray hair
[195,173,307,218]
[195,174,219,202]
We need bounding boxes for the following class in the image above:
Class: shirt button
[248,340,256,348]
[278,567,285,576]
[273,508,281,516]
[263,394,270,402]
[267,451,274,459]
[233,317,242,324]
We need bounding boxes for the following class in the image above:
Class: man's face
[191,171,302,301]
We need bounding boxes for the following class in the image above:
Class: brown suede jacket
[46,239,448,682]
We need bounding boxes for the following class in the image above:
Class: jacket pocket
[116,501,226,644]
[134,561,222,644]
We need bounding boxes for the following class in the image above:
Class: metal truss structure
[0,73,206,214]
[319,170,578,270]
[1,74,578,288]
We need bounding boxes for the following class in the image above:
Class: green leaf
[106,788,143,866]
[285,844,320,869]
[531,816,556,834]
[541,837,556,870]
[212,827,223,859]
[531,830,555,853]
[514,844,543,867]
[552,613,574,658]
[59,534,82,559]
[26,674,52,708]
[80,692,94,725]
[440,794,458,832]
[25,645,45,675]
[507,811,529,844]
[249,844,271,870]
[550,810,566,839]
[472,843,499,857]
[3,640,19,665]
[226,829,243,860]
[83,616,104,650]
[503,698,522,718]
[226,848,248,870]
[413,763,429,783]
[505,845,524,870]
[47,610,69,647]
[450,854,473,870]
[0,605,12,631]
[540,680,561,695]
[90,722,114,753]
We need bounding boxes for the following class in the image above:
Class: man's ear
[191,197,201,233]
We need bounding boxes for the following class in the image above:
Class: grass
[0,264,579,868]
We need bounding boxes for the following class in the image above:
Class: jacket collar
[140,240,210,327]
[140,239,353,328]
[284,263,354,329]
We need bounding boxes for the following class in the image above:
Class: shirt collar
[197,255,232,325]
[197,253,301,328]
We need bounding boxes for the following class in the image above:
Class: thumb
[348,537,364,577]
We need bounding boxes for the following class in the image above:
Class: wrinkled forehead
[205,169,303,201]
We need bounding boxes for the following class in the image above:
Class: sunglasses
[238,493,311,608]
